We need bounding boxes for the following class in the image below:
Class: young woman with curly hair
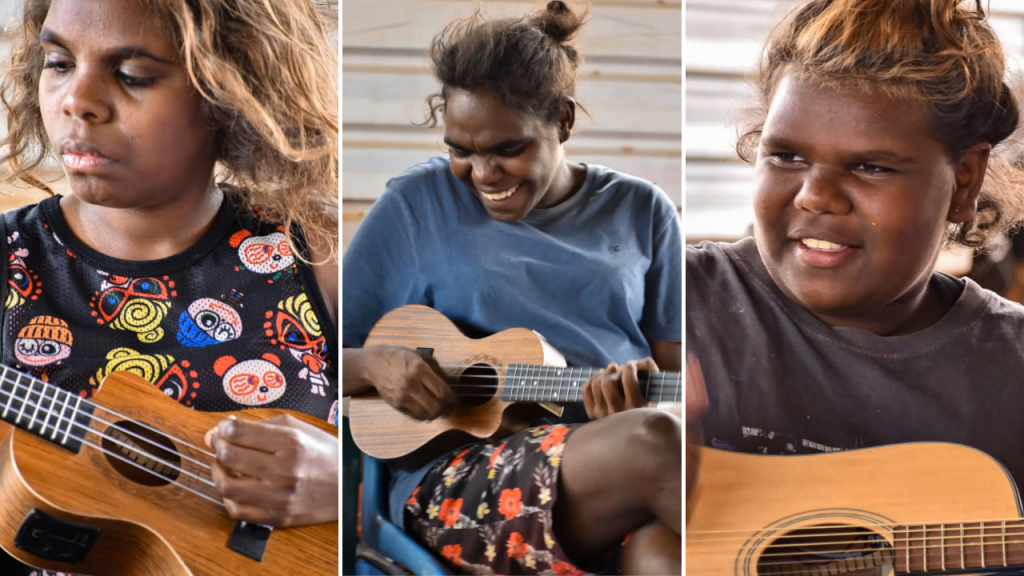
[687,0,1024,560]
[0,0,338,573]
[343,2,682,574]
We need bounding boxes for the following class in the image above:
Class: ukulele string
[0,372,218,462]
[688,546,1010,575]
[0,383,217,474]
[0,385,219,491]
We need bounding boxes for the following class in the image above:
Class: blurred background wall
[342,0,682,252]
[685,0,1024,277]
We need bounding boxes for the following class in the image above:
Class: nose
[259,385,269,393]
[272,254,281,261]
[793,168,852,215]
[470,155,503,189]
[60,66,113,124]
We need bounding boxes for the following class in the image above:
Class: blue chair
[345,416,451,575]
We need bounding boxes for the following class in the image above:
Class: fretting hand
[582,357,659,419]
[205,414,338,527]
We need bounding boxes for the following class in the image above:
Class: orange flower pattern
[498,488,523,520]
[404,424,614,575]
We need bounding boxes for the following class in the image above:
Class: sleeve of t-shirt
[639,190,683,343]
[341,187,425,350]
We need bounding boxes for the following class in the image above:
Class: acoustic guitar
[687,443,1024,576]
[348,305,681,469]
[0,365,337,575]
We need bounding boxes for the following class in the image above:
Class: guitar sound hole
[456,364,498,406]
[757,524,892,575]
[101,420,181,486]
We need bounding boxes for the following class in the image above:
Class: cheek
[752,170,794,230]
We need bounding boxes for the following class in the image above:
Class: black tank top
[0,194,338,423]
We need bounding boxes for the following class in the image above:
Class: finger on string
[602,376,625,415]
[206,414,237,449]
[582,380,598,419]
[636,356,659,373]
[217,418,298,454]
[213,440,284,480]
[622,361,644,408]
[419,368,457,416]
[223,498,277,526]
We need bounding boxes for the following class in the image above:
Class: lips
[59,139,115,171]
[479,183,522,203]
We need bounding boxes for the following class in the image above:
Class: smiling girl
[343,2,682,574]
[0,0,338,574]
[687,0,1024,519]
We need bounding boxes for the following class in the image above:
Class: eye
[38,341,59,356]
[496,146,526,158]
[17,340,37,355]
[765,152,806,165]
[853,162,895,174]
[196,311,220,329]
[115,71,156,88]
[42,59,73,74]
[448,148,470,158]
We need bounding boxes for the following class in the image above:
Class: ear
[558,98,577,144]
[948,142,991,223]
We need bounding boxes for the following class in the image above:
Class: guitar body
[350,305,566,468]
[0,371,337,576]
[687,443,1023,575]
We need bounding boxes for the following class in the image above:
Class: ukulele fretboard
[0,365,95,453]
[500,365,681,403]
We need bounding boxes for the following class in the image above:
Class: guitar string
[688,515,1024,536]
[693,534,1024,557]
[0,381,217,474]
[689,546,1019,574]
[690,526,1024,546]
[0,385,220,493]
[0,367,217,461]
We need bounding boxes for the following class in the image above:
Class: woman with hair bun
[343,1,683,574]
[688,0,1024,543]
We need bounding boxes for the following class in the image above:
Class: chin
[67,178,138,209]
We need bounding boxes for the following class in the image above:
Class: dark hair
[421,0,588,127]
[737,0,1024,248]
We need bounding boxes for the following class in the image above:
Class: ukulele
[687,443,1024,576]
[348,305,681,469]
[0,365,337,575]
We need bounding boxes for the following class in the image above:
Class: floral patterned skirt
[404,424,593,576]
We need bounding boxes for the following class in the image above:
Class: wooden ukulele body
[350,305,566,468]
[687,443,1023,575]
[0,371,337,575]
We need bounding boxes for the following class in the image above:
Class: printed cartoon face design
[91,275,174,343]
[91,347,200,405]
[15,316,72,366]
[6,245,41,309]
[215,354,286,406]
[178,297,243,347]
[230,230,294,274]
[265,294,329,395]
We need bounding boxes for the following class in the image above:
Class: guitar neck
[0,365,94,453]
[894,519,1024,574]
[500,364,681,404]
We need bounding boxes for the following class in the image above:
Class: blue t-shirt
[342,156,681,529]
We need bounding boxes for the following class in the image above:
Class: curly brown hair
[421,0,589,128]
[0,0,339,262]
[737,0,1024,249]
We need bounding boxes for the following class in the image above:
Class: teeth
[481,183,521,201]
[801,238,847,251]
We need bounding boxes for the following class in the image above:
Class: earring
[955,206,961,212]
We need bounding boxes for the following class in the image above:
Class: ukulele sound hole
[101,421,181,486]
[456,364,498,406]
[757,524,892,575]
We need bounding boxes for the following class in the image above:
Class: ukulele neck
[500,365,681,404]
[0,365,94,453]
[894,519,1024,573]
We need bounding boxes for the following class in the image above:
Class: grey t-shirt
[687,238,1024,489]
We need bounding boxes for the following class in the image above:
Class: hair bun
[531,0,585,44]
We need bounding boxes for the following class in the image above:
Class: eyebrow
[443,137,530,153]
[760,136,917,165]
[39,28,175,64]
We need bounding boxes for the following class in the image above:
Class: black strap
[0,210,10,360]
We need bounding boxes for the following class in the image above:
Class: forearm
[342,348,373,396]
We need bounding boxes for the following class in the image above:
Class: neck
[60,180,223,262]
[534,159,585,210]
[894,519,1024,573]
[0,366,93,454]
[810,277,947,336]
[499,364,681,404]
